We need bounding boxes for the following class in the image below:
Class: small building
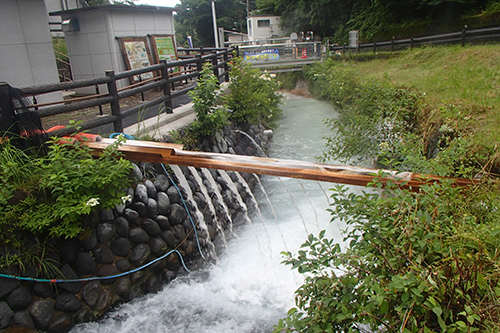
[1,0,61,103]
[50,4,176,93]
[247,15,284,42]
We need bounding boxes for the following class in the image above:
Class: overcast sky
[135,0,181,8]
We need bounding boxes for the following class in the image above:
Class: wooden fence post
[410,38,414,49]
[461,25,468,46]
[373,42,376,53]
[160,60,173,114]
[223,50,230,83]
[196,54,203,79]
[0,83,16,135]
[105,70,123,133]
[391,36,395,52]
[211,53,219,80]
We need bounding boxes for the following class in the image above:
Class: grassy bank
[347,45,500,149]
[295,44,500,177]
[276,45,500,332]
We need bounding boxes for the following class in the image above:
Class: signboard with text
[244,49,280,61]
[118,37,154,83]
[150,35,178,72]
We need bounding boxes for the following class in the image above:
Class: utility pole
[211,0,219,48]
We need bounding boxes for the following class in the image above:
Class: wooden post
[200,46,205,56]
[391,37,395,52]
[461,25,468,46]
[196,54,203,79]
[410,38,414,49]
[212,53,219,80]
[223,50,229,83]
[105,70,123,133]
[160,60,173,114]
[95,85,103,115]
[373,41,376,53]
[0,83,16,135]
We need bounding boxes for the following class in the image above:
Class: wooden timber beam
[84,139,476,191]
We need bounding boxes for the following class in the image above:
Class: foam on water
[71,93,355,333]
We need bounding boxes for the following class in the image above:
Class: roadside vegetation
[0,56,282,272]
[177,56,282,142]
[0,135,132,271]
[276,45,500,332]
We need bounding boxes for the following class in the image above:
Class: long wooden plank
[82,139,476,190]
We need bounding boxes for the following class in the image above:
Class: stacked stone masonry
[0,124,270,332]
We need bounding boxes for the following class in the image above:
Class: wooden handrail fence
[1,47,238,138]
[332,25,500,54]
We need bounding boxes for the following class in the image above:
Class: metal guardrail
[1,47,237,137]
[238,41,323,64]
[331,25,500,53]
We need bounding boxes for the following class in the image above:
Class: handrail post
[223,50,230,83]
[95,85,103,115]
[373,41,376,53]
[211,53,219,81]
[105,70,122,133]
[160,60,173,114]
[0,83,17,135]
[200,46,205,56]
[410,38,414,49]
[461,25,468,46]
[391,36,395,52]
[196,54,203,79]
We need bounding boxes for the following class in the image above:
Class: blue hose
[109,132,135,140]
[161,163,206,260]
[0,249,189,283]
[110,133,206,260]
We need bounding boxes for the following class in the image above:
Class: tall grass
[341,45,500,149]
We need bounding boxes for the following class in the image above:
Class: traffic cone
[301,47,308,58]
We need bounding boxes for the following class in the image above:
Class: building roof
[50,4,174,16]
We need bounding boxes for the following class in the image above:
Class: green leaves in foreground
[0,137,132,242]
[276,179,500,332]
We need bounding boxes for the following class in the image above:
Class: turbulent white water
[71,93,356,333]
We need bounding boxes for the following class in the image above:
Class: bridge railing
[331,25,500,54]
[2,47,237,138]
[238,42,323,63]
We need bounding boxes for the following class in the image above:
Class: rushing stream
[71,93,357,333]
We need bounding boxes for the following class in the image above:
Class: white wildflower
[121,195,132,204]
[86,198,100,207]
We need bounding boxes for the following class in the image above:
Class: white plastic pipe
[211,0,219,48]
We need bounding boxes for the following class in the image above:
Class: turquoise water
[71,94,354,333]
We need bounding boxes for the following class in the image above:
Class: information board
[243,49,280,61]
[150,35,178,72]
[118,37,154,83]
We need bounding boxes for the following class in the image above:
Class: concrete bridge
[239,41,324,72]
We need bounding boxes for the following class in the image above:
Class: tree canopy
[258,0,494,43]
[174,0,255,47]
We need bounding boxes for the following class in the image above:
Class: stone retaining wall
[0,124,270,332]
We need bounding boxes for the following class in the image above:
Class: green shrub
[276,179,500,332]
[224,57,283,128]
[0,136,133,244]
[188,63,229,138]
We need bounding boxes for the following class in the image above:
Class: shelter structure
[1,0,62,104]
[50,5,176,94]
[247,15,284,42]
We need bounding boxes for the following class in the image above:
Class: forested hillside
[173,0,500,46]
[256,0,500,43]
